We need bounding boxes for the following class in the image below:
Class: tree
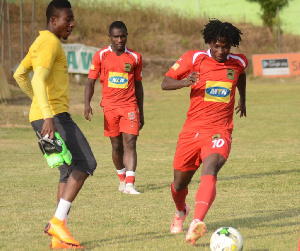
[246,0,290,32]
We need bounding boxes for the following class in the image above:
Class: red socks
[126,175,135,184]
[171,182,188,212]
[193,175,217,221]
[117,170,136,184]
[117,173,126,181]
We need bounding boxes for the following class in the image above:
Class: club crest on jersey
[124,63,132,72]
[204,81,232,103]
[90,64,95,70]
[128,112,135,120]
[227,68,235,80]
[108,72,129,89]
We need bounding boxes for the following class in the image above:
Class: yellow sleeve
[13,64,34,100]
[31,66,53,119]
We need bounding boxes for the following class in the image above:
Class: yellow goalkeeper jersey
[21,30,69,122]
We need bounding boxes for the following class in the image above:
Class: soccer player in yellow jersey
[13,0,96,249]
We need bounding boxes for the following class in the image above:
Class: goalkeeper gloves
[36,131,72,168]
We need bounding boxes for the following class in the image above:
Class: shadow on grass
[75,208,299,249]
[138,181,170,191]
[218,168,299,181]
[209,207,300,231]
[82,230,194,249]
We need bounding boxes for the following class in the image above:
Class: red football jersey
[88,45,142,108]
[165,49,248,133]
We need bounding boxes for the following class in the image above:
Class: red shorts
[173,131,232,171]
[103,106,140,137]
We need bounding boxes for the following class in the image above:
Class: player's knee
[123,136,137,150]
[173,180,188,191]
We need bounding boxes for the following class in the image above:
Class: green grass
[1,78,300,250]
[77,0,300,35]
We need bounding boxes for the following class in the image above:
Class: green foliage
[246,0,290,31]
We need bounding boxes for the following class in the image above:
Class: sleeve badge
[171,63,180,70]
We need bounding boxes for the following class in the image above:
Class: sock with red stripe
[117,168,126,181]
[193,175,217,221]
[171,181,188,212]
[125,171,135,185]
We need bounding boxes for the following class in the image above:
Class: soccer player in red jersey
[161,19,247,245]
[85,21,144,194]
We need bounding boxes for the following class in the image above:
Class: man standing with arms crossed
[85,21,144,194]
[14,0,96,249]
[161,19,247,245]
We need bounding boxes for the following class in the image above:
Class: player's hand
[235,99,246,118]
[139,114,145,130]
[84,105,93,121]
[184,71,199,87]
[41,118,57,139]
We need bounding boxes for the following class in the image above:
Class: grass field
[0,77,300,250]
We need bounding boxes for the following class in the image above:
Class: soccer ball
[210,227,243,251]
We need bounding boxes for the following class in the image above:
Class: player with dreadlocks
[161,19,247,245]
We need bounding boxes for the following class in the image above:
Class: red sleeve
[134,53,142,81]
[88,50,101,80]
[165,51,195,80]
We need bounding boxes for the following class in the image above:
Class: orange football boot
[50,236,84,249]
[44,216,80,246]
[186,219,206,245]
[170,204,190,234]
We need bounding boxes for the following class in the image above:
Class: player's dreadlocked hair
[46,0,71,24]
[202,19,242,47]
[109,21,128,34]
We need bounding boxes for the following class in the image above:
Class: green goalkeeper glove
[36,131,72,168]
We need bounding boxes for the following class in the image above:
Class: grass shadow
[83,231,175,249]
[219,168,300,181]
[209,207,300,230]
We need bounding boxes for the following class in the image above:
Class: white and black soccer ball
[210,227,243,251]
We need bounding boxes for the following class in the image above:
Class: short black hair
[46,0,71,23]
[202,19,242,47]
[109,21,127,34]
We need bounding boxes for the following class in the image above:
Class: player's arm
[31,65,56,138]
[85,51,101,121]
[235,72,246,118]
[13,64,34,99]
[161,72,199,90]
[135,80,144,130]
[84,78,96,121]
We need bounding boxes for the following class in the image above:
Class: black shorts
[31,112,97,182]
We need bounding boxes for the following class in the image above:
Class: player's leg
[46,170,88,248]
[186,153,225,245]
[44,113,96,247]
[50,171,71,249]
[110,135,126,191]
[104,108,127,190]
[186,132,231,245]
[170,131,201,233]
[194,153,226,220]
[122,133,140,194]
[170,169,195,233]
[57,183,65,204]
[118,106,140,194]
